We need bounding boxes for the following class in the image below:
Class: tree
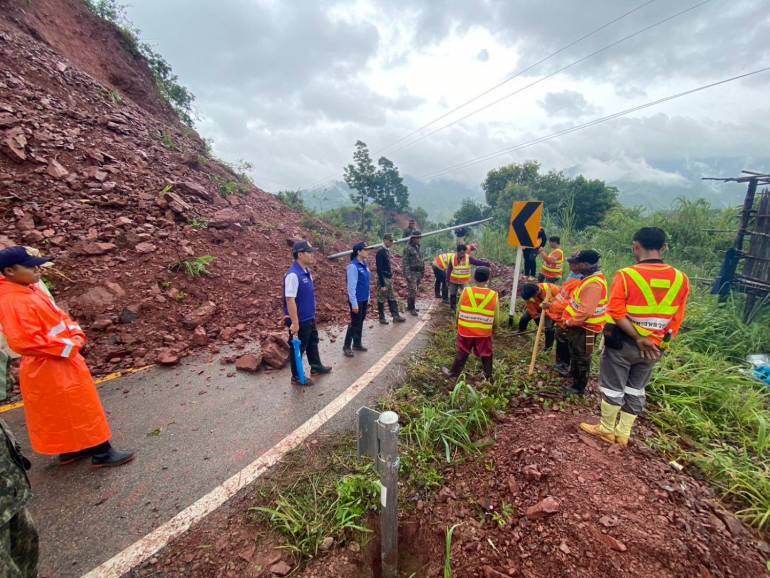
[374,157,409,212]
[481,160,540,208]
[343,141,379,232]
[452,198,487,225]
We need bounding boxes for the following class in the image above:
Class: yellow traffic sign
[507,201,543,248]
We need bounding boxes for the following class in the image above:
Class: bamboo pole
[528,297,551,376]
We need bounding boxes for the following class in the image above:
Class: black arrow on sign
[511,202,539,247]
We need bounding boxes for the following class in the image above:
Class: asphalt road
[2,308,431,578]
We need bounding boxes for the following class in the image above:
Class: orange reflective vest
[525,283,560,319]
[546,278,581,322]
[616,264,688,342]
[562,272,610,333]
[541,247,564,279]
[433,252,455,271]
[0,278,111,455]
[457,286,498,337]
[449,254,472,284]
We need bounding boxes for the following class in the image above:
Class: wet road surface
[2,308,431,577]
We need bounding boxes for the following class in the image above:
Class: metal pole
[326,217,493,260]
[508,247,523,326]
[377,410,399,578]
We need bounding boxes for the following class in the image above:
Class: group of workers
[0,218,689,575]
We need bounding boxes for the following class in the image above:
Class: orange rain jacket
[0,278,111,455]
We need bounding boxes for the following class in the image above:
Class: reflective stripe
[67,324,82,332]
[621,267,684,315]
[542,248,564,275]
[600,386,624,399]
[627,315,672,331]
[457,287,498,337]
[623,386,645,397]
[449,255,472,282]
[562,273,610,329]
[48,321,67,337]
[60,338,75,359]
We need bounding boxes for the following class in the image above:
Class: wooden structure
[705,171,770,323]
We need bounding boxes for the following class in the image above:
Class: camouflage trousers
[377,277,396,304]
[406,273,423,301]
[1,507,39,578]
[0,349,8,402]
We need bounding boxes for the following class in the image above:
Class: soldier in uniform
[403,231,424,316]
[1,420,38,578]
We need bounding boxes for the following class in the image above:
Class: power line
[373,0,660,156]
[419,65,770,181]
[387,0,712,156]
[298,0,661,193]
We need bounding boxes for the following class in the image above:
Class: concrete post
[377,410,399,578]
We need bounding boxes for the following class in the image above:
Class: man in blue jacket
[284,240,331,386]
[343,242,371,358]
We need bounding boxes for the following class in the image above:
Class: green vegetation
[187,218,208,230]
[82,0,195,125]
[444,523,461,578]
[168,255,215,278]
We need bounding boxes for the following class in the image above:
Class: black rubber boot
[407,297,418,316]
[389,300,406,322]
[378,302,389,324]
[442,352,469,378]
[481,356,494,381]
[544,328,555,351]
[91,447,135,468]
[449,294,457,312]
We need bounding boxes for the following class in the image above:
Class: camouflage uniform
[403,242,424,312]
[0,420,38,578]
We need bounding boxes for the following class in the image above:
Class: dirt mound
[391,408,769,578]
[0,6,393,378]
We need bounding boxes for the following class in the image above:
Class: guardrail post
[377,410,399,578]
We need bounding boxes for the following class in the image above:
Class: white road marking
[82,305,433,578]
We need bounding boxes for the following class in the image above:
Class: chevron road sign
[507,201,544,248]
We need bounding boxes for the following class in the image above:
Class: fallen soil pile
[0,0,397,379]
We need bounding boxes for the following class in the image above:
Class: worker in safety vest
[442,267,497,381]
[543,258,584,375]
[556,249,610,396]
[538,236,564,283]
[519,282,560,350]
[446,244,490,312]
[581,227,689,446]
[432,251,454,302]
[0,247,134,467]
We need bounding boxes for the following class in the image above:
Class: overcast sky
[124,0,770,203]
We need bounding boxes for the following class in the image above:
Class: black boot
[442,352,469,378]
[343,327,354,357]
[91,446,135,468]
[378,302,389,325]
[449,294,457,312]
[544,328,555,351]
[407,297,418,316]
[390,300,406,322]
[481,356,494,381]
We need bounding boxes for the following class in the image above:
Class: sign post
[357,407,400,578]
[506,201,544,327]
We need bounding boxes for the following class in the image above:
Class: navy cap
[567,249,600,265]
[292,240,319,254]
[410,230,422,237]
[352,242,367,252]
[0,246,51,270]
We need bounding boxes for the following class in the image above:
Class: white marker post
[508,247,523,326]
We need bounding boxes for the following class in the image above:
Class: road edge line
[81,304,433,578]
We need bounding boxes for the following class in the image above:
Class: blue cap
[352,242,367,252]
[292,240,319,254]
[0,246,51,270]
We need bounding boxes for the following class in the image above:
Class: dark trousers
[518,312,555,349]
[432,266,448,299]
[288,320,322,378]
[523,251,537,277]
[556,326,593,392]
[344,301,369,349]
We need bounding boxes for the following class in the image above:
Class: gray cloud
[539,90,595,117]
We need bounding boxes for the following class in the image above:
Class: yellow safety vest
[433,252,454,271]
[620,266,686,338]
[562,273,610,332]
[541,248,564,278]
[457,286,498,337]
[449,255,472,284]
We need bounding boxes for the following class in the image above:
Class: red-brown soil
[128,399,769,578]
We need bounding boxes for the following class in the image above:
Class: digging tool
[528,297,551,376]
[291,336,306,385]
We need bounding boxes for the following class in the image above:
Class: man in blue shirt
[343,242,371,358]
[284,240,331,386]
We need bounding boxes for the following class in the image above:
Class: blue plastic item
[291,337,306,385]
[754,365,770,386]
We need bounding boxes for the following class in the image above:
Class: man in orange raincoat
[0,247,134,467]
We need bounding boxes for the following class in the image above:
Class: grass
[444,523,461,578]
[168,255,215,278]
